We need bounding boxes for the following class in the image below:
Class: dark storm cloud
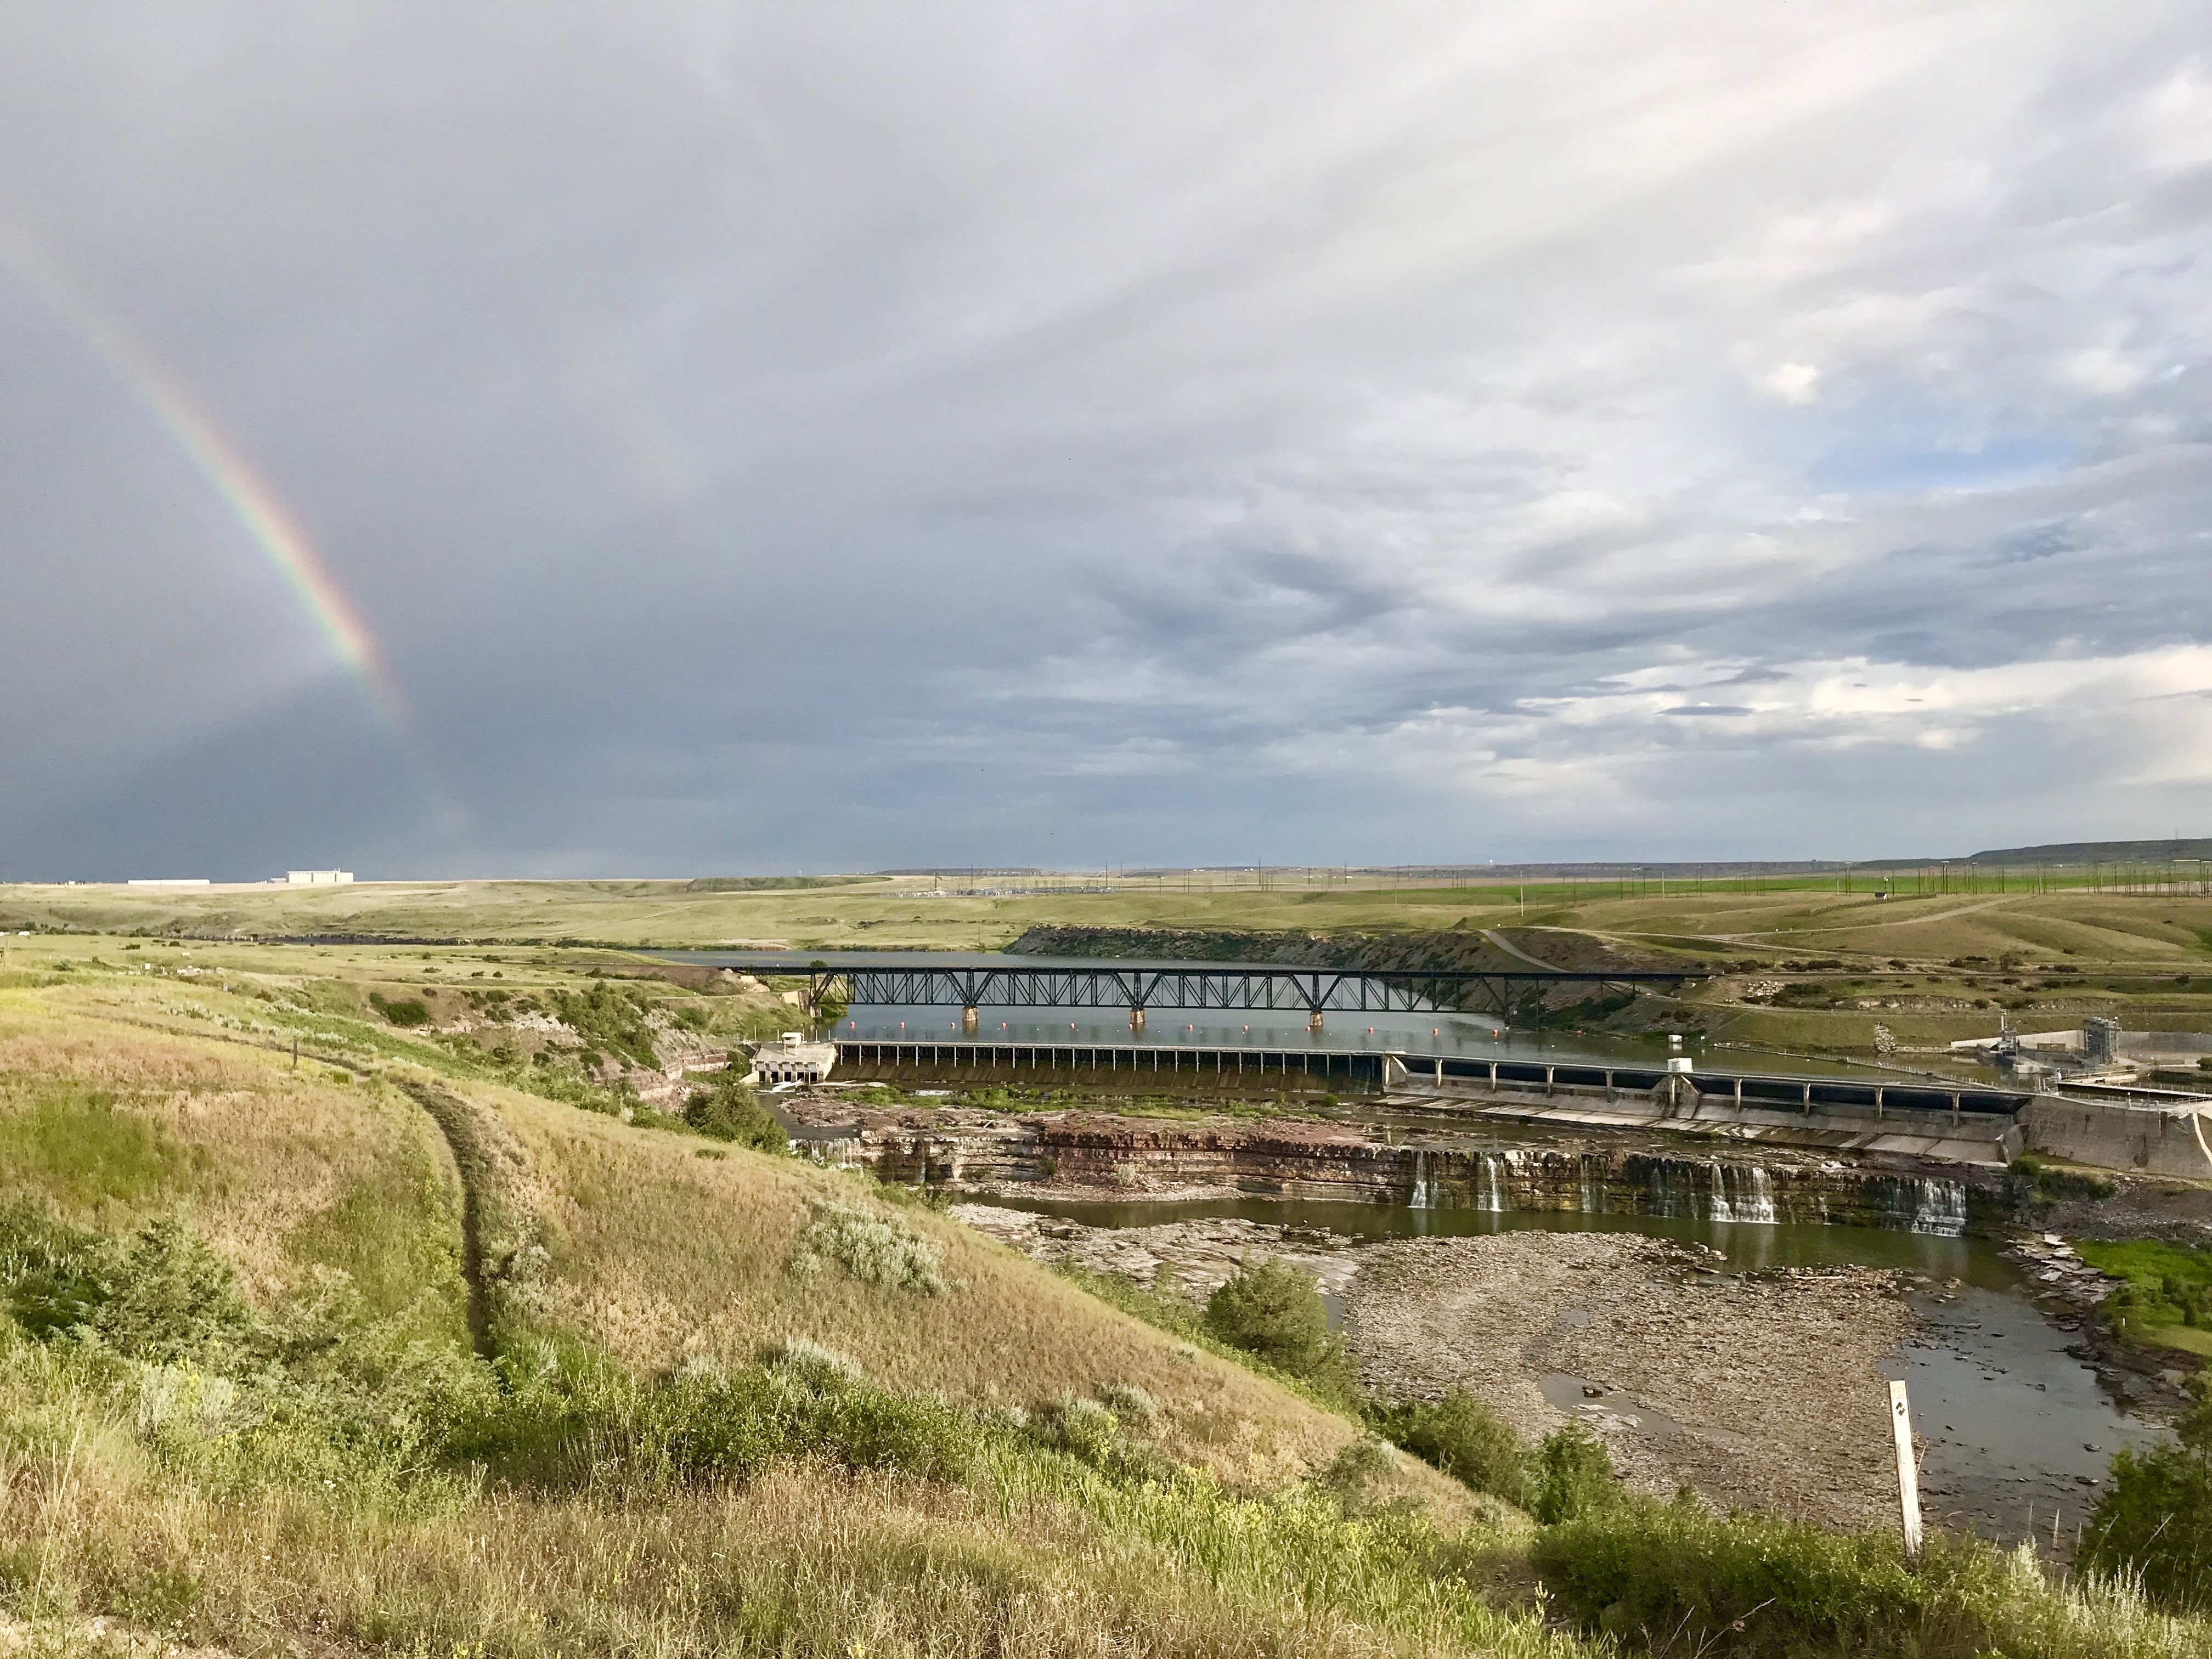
[2,2,2210,876]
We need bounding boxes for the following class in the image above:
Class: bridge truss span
[794,962,1695,1018]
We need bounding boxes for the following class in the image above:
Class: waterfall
[1736,1164,1778,1224]
[1477,1152,1507,1214]
[1699,1161,1780,1225]
[1409,1148,1432,1209]
[1907,1177,1968,1237]
[1708,1161,1734,1223]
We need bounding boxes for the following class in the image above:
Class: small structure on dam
[750,1032,837,1086]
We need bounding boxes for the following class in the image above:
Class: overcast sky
[3,3,2208,878]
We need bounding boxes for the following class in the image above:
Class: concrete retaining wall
[2024,1097,2212,1179]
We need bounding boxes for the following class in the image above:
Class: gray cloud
[2,3,2209,876]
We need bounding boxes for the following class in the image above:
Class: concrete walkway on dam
[828,1036,2039,1166]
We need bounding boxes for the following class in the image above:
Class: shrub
[766,1337,868,1387]
[550,981,661,1067]
[1205,1256,1330,1372]
[1031,1392,1122,1464]
[91,1218,263,1365]
[1317,1436,1398,1512]
[1204,1257,1364,1408]
[0,1200,117,1338]
[1530,1421,1621,1523]
[2083,1380,2212,1612]
[633,1355,986,1485]
[1,1208,261,1367]
[1100,1383,1156,1424]
[1373,1391,1531,1507]
[789,1202,949,1295]
[434,1334,989,1491]
[682,1071,788,1152]
[1026,1391,1173,1483]
[368,991,431,1027]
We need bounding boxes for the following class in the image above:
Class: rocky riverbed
[957,1204,1921,1527]
[1353,1231,1917,1528]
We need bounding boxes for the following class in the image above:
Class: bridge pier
[1130,1007,1145,1030]
[1309,1009,1324,1031]
[962,1006,978,1032]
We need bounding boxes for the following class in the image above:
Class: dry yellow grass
[0,970,1450,1502]
[465,1075,1426,1489]
[0,1394,1564,1659]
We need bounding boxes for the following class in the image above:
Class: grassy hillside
[5,961,2212,1656]
[0,963,1399,1487]
[0,991,467,1342]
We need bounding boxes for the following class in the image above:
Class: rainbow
[0,221,407,726]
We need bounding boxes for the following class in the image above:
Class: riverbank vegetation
[2084,1381,2212,1615]
[1077,1248,2212,1651]
[2080,1238,2212,1359]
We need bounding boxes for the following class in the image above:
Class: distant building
[752,1031,836,1086]
[284,870,355,886]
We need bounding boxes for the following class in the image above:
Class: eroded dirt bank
[959,1206,1918,1528]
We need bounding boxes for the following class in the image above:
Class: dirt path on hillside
[1480,929,1568,971]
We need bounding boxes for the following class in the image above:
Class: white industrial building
[284,870,355,886]
[751,1032,836,1086]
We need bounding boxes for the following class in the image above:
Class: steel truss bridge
[718,959,1697,1022]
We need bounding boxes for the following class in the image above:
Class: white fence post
[1889,1379,1923,1562]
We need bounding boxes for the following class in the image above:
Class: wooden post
[1889,1380,1923,1562]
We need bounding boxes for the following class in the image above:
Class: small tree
[1530,1421,1621,1523]
[683,1070,788,1154]
[1375,1391,1532,1507]
[1203,1257,1362,1404]
[1205,1256,1331,1373]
